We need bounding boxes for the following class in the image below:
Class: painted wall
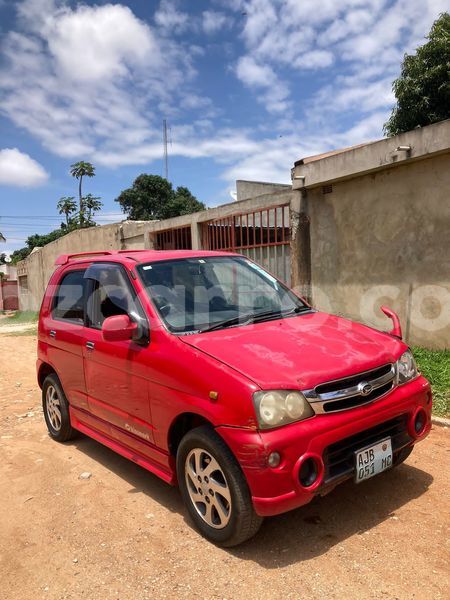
[0,264,17,280]
[307,152,450,349]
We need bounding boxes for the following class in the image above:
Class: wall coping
[292,119,450,190]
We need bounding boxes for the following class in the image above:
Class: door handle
[86,341,95,350]
[49,330,56,338]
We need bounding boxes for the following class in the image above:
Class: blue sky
[0,0,447,255]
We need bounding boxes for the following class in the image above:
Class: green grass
[412,346,450,418]
[0,310,38,325]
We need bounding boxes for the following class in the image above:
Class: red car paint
[37,250,432,517]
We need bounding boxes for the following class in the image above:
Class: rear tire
[42,374,77,442]
[176,426,263,547]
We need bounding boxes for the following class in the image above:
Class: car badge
[358,382,373,396]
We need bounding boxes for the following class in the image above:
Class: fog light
[299,457,318,488]
[267,451,281,468]
[414,410,426,435]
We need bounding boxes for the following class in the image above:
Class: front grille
[304,363,396,414]
[316,364,392,395]
[323,415,411,483]
[322,382,393,412]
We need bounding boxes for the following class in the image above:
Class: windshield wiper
[199,311,258,333]
[199,305,311,333]
[250,305,312,324]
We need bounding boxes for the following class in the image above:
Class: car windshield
[137,256,309,334]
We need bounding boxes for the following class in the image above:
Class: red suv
[38,250,431,546]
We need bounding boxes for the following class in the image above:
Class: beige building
[17,119,450,348]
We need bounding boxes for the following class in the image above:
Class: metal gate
[155,226,192,250]
[0,280,19,311]
[202,204,291,284]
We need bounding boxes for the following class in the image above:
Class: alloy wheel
[184,448,232,529]
[46,385,62,431]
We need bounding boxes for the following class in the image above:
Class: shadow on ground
[71,433,433,567]
[232,463,433,567]
[70,434,183,511]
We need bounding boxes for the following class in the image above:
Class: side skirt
[70,406,176,485]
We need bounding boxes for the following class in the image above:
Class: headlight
[396,350,418,385]
[253,390,314,429]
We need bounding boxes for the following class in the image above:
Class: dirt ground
[1,334,449,600]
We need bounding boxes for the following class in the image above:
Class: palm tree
[70,161,95,226]
[83,194,103,225]
[57,196,77,226]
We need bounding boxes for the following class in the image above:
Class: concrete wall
[15,187,295,311]
[289,120,450,349]
[15,120,450,348]
[306,152,450,349]
[292,119,450,190]
[144,188,294,250]
[236,180,291,201]
[0,264,17,280]
[16,221,150,311]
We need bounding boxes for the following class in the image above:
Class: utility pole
[163,119,169,181]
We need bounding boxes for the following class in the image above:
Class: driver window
[87,265,136,329]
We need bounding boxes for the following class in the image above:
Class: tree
[83,194,103,225]
[57,196,77,225]
[384,13,450,136]
[10,247,30,264]
[70,161,96,226]
[0,253,7,264]
[115,174,205,220]
[164,186,206,219]
[12,161,102,264]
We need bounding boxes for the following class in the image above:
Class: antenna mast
[163,119,169,181]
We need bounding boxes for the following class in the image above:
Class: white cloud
[236,55,290,113]
[231,0,448,118]
[0,1,198,165]
[0,0,447,191]
[236,55,275,87]
[154,0,189,33]
[294,50,334,70]
[48,4,159,82]
[202,10,233,34]
[309,75,395,120]
[0,148,48,187]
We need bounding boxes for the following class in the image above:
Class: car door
[81,262,155,448]
[43,267,89,410]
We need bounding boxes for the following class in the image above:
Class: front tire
[176,426,263,547]
[42,374,77,442]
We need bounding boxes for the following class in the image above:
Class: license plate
[355,437,393,483]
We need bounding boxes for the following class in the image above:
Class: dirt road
[1,334,449,600]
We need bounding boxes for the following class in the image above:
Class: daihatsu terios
[38,250,431,546]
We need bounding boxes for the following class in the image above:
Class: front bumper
[217,375,432,517]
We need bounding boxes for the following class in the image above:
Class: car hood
[180,311,406,389]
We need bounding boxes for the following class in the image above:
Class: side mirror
[102,315,138,342]
[380,305,402,339]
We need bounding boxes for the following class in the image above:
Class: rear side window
[53,270,85,323]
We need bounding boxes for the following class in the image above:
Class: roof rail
[55,251,113,266]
